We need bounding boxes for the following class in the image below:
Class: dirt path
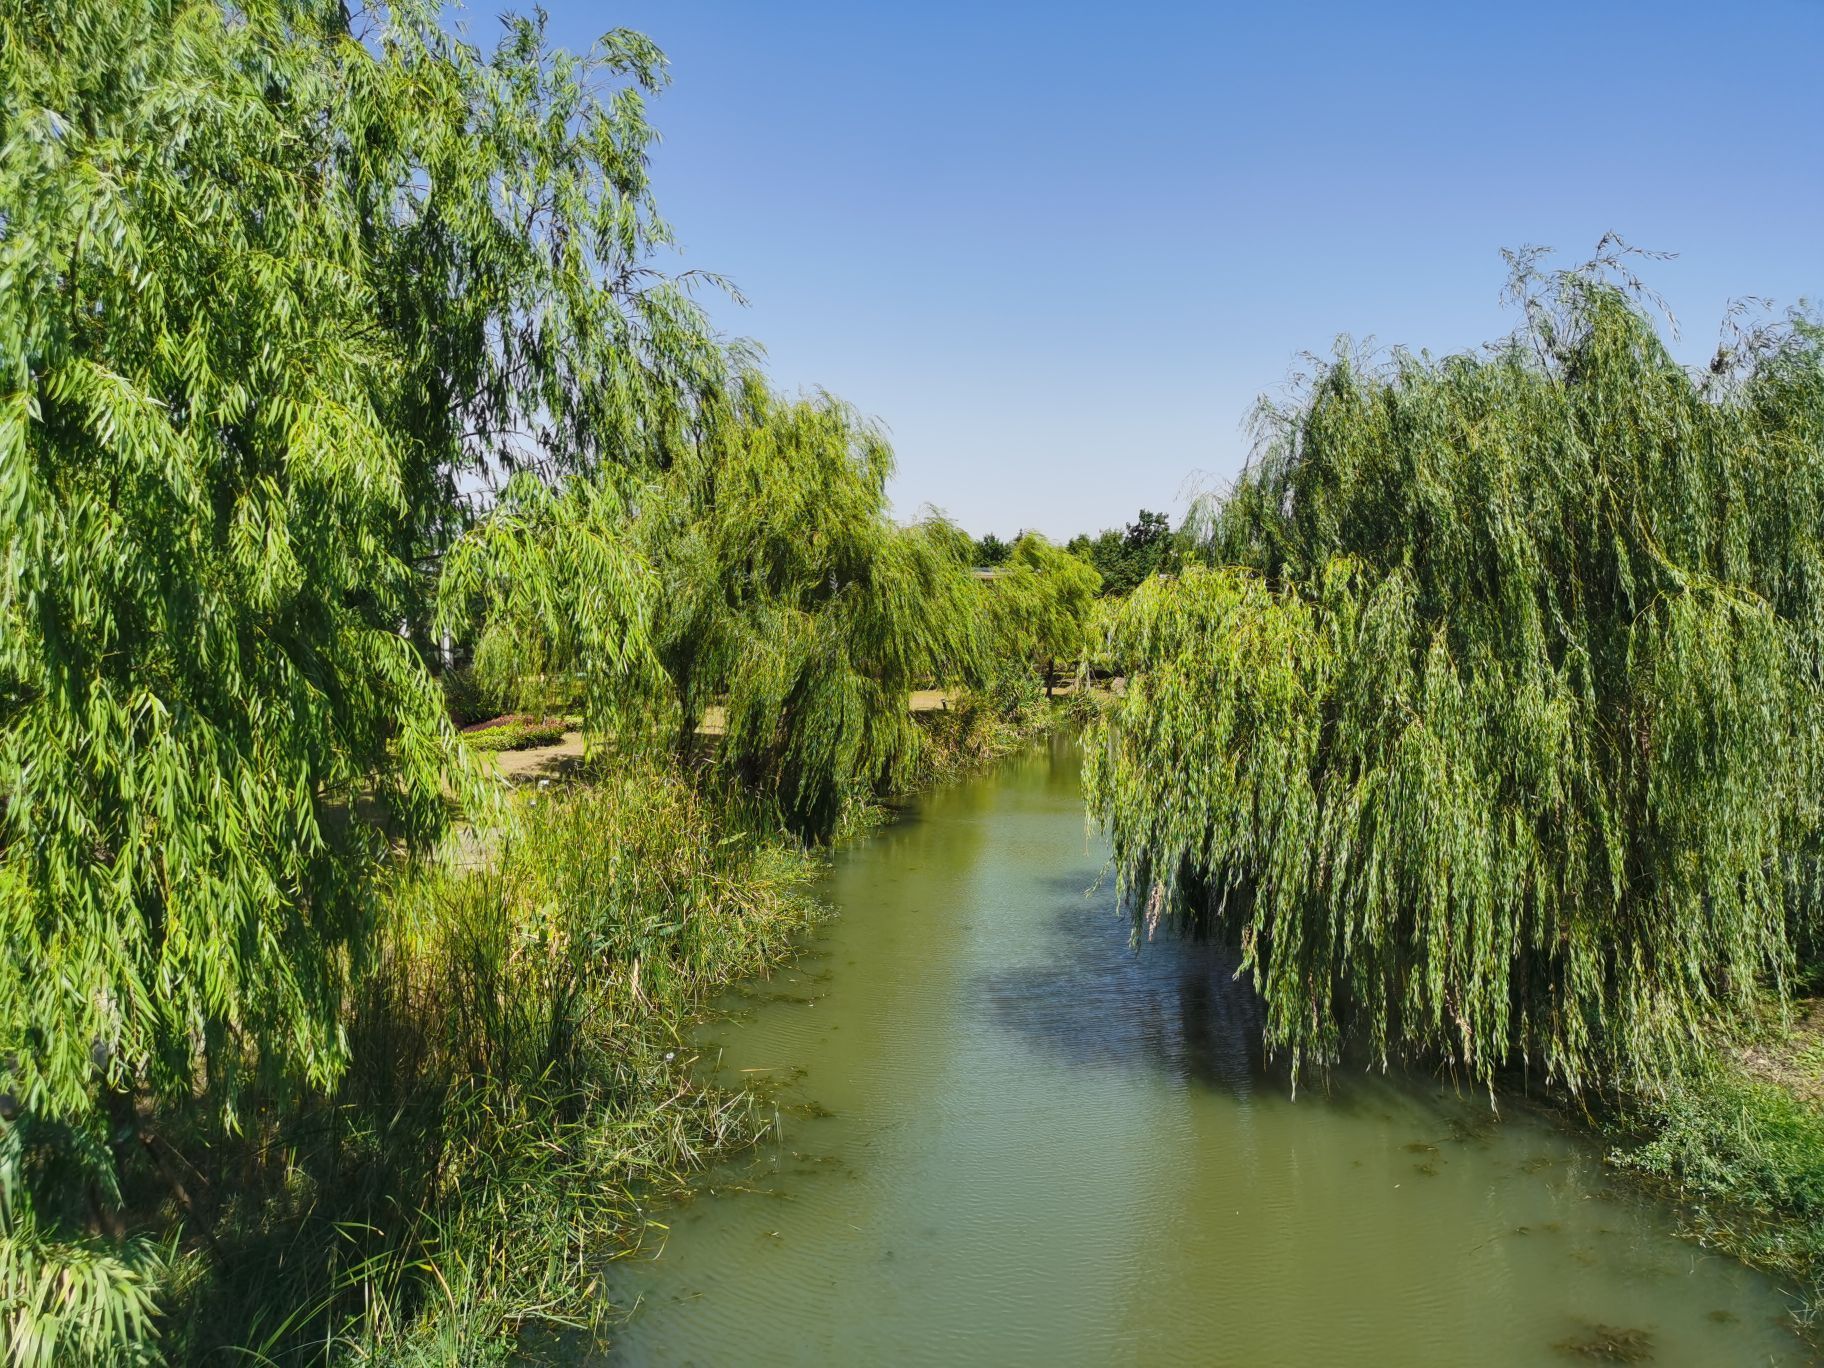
[492,732,590,784]
[488,691,971,785]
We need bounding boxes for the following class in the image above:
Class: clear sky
[470,0,1822,540]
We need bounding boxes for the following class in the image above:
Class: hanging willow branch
[1,2,731,1353]
[1087,259,1824,1094]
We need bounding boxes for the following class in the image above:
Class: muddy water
[606,733,1809,1366]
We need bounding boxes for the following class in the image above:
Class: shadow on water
[974,874,1494,1127]
[598,734,1817,1367]
[973,885,1267,1096]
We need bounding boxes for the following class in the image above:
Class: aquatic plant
[1087,247,1824,1093]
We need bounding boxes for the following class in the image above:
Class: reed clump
[147,762,822,1362]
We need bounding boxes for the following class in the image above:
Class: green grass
[150,762,823,1363]
[1609,1041,1824,1330]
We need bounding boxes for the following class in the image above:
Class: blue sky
[472,1,1822,539]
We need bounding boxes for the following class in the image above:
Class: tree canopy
[972,532,1012,567]
[645,379,982,836]
[0,0,725,1328]
[981,533,1102,694]
[1066,508,1178,596]
[1087,258,1824,1093]
[444,376,986,839]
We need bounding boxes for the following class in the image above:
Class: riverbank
[157,763,825,1362]
[484,684,1087,788]
[145,687,1823,1363]
[1608,998,1824,1328]
[146,691,1058,1361]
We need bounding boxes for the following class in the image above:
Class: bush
[460,715,570,753]
[439,665,505,728]
[905,663,1051,789]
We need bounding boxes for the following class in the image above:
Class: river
[604,732,1810,1366]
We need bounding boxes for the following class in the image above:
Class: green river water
[604,733,1812,1366]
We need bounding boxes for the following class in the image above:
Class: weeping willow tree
[691,381,983,836]
[448,375,983,838]
[0,0,721,1353]
[981,534,1102,695]
[1087,252,1824,1093]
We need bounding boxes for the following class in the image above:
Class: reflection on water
[601,733,1812,1367]
[976,888,1263,1094]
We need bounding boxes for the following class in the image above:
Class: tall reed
[148,763,821,1363]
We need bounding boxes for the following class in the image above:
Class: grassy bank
[148,762,823,1363]
[1606,1002,1824,1330]
[902,665,1082,790]
[126,688,1063,1363]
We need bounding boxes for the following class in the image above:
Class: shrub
[460,715,570,753]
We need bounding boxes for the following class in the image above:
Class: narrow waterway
[606,733,1809,1366]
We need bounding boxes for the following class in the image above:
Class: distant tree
[990,536,1103,695]
[448,376,983,838]
[973,533,1012,567]
[1125,509,1173,554]
[976,535,1099,694]
[1067,509,1179,595]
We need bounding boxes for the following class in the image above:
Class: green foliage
[902,660,1054,792]
[0,1205,164,1367]
[158,764,821,1361]
[437,665,503,729]
[459,716,569,754]
[437,471,656,743]
[1087,254,1824,1092]
[1622,1070,1824,1221]
[1067,509,1178,596]
[1614,1062,1824,1313]
[981,533,1102,693]
[972,532,1012,567]
[451,376,985,838]
[655,379,986,836]
[0,0,725,1357]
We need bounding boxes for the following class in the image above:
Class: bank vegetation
[0,2,1099,1360]
[1085,243,1824,1312]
